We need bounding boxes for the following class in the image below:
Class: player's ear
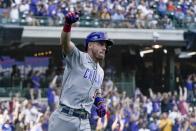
[88,42,94,50]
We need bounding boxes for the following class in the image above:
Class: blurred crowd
[91,78,196,131]
[0,69,196,130]
[0,97,49,131]
[0,0,195,28]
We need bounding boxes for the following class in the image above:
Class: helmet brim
[94,39,114,47]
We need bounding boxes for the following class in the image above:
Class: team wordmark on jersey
[83,68,102,87]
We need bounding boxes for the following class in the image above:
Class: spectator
[185,74,194,101]
[193,74,196,95]
[11,64,21,87]
[111,6,125,27]
[157,0,167,18]
[161,93,170,113]
[31,70,41,100]
[139,121,150,131]
[100,7,111,28]
[30,114,44,131]
[135,9,146,28]
[178,86,189,116]
[19,0,29,17]
[168,105,181,124]
[10,3,19,23]
[47,75,58,112]
[172,118,181,131]
[0,0,11,8]
[158,112,173,131]
[167,0,175,16]
[148,117,159,131]
[1,119,12,131]
[96,115,108,131]
[111,106,124,131]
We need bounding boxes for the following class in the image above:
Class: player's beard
[98,51,105,59]
[98,47,107,59]
[92,50,105,62]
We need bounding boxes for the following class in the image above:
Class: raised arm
[111,116,119,131]
[183,87,187,100]
[149,88,154,99]
[179,86,183,100]
[50,75,58,88]
[61,12,79,54]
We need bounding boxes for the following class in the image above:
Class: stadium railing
[0,74,135,97]
[0,83,135,98]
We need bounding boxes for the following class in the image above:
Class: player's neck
[87,51,99,63]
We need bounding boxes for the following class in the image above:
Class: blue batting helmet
[84,32,113,51]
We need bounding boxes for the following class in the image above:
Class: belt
[60,104,89,119]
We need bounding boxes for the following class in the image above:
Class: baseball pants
[48,108,91,131]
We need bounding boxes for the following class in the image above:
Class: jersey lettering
[83,68,102,86]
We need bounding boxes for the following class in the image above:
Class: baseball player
[48,11,113,131]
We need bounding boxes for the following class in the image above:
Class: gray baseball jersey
[60,45,104,113]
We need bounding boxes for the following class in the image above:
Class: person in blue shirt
[185,74,194,102]
[31,70,41,100]
[47,75,58,112]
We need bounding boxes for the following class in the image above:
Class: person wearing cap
[48,11,113,131]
